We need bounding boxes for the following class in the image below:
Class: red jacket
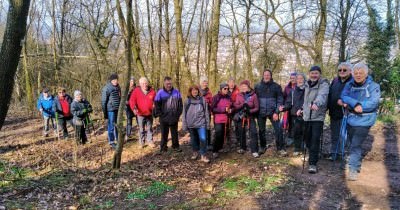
[200,87,213,107]
[129,87,156,116]
[211,93,232,124]
[233,90,259,117]
[229,86,240,103]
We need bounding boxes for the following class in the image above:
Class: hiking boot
[308,165,317,174]
[191,152,199,160]
[252,152,260,158]
[212,153,219,159]
[200,155,210,163]
[348,170,358,181]
[258,147,267,154]
[278,150,288,156]
[237,149,245,154]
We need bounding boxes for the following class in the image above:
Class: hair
[227,77,235,82]
[57,87,66,93]
[187,85,201,98]
[296,73,307,81]
[139,77,149,84]
[338,62,353,70]
[199,76,208,83]
[352,63,369,74]
[263,69,272,76]
[164,76,172,81]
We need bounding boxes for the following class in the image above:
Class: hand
[337,99,344,106]
[272,113,279,121]
[343,103,348,108]
[133,109,138,115]
[226,107,231,114]
[296,109,303,116]
[354,104,363,113]
[278,106,284,112]
[310,104,319,111]
[83,108,87,113]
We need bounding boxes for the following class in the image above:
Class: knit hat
[290,72,297,76]
[240,80,251,87]
[130,76,135,81]
[109,73,118,81]
[200,76,208,83]
[219,82,228,90]
[309,65,322,73]
[74,90,82,97]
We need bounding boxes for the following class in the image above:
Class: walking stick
[240,116,246,152]
[55,112,60,140]
[88,114,98,142]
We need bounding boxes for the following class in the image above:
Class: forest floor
[0,111,399,210]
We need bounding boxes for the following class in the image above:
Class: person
[302,65,329,174]
[125,76,136,141]
[199,76,213,150]
[211,83,232,158]
[101,73,121,149]
[341,63,380,181]
[129,77,156,148]
[53,87,73,140]
[182,85,210,163]
[71,90,93,145]
[154,76,183,153]
[227,78,240,103]
[255,69,285,155]
[233,80,260,158]
[227,78,240,146]
[327,62,353,160]
[282,72,297,146]
[37,87,55,137]
[279,73,307,156]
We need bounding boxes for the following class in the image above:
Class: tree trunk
[164,0,173,77]
[51,0,59,82]
[146,0,156,84]
[173,0,184,89]
[195,0,206,83]
[244,1,253,82]
[0,0,31,131]
[156,0,163,88]
[314,0,327,65]
[396,0,400,50]
[208,0,221,89]
[290,0,302,68]
[22,40,34,113]
[339,0,351,62]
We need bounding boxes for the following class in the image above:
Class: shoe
[258,147,266,154]
[43,133,49,137]
[308,165,317,174]
[173,148,182,152]
[148,142,157,148]
[279,150,288,156]
[293,151,300,156]
[212,153,219,159]
[252,152,260,158]
[237,149,245,154]
[191,152,199,160]
[326,154,337,161]
[110,143,117,150]
[348,170,358,181]
[200,155,210,163]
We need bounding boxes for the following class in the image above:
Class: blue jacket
[37,94,55,118]
[154,88,183,123]
[341,76,381,127]
[254,79,283,117]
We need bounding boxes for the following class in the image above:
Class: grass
[378,114,398,124]
[258,157,290,166]
[220,174,283,196]
[126,181,175,200]
[0,161,31,188]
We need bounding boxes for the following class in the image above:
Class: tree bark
[0,0,31,130]
[208,0,221,89]
[314,0,327,65]
[164,0,173,77]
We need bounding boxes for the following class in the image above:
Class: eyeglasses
[338,69,348,72]
[222,88,228,90]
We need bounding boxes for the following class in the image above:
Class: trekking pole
[302,102,313,173]
[319,125,324,160]
[55,112,60,140]
[88,114,98,142]
[240,116,246,152]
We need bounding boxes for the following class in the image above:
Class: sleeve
[153,90,162,117]
[101,86,109,116]
[181,99,188,130]
[177,92,183,116]
[129,89,136,112]
[37,98,42,111]
[341,83,359,109]
[283,90,293,111]
[52,99,61,114]
[71,102,84,117]
[86,100,93,113]
[250,95,259,114]
[232,97,243,112]
[361,84,381,112]
[212,97,227,114]
[205,98,210,129]
[275,85,284,113]
[314,81,329,107]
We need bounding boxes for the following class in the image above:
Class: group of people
[37,61,381,181]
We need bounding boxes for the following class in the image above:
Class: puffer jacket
[341,76,380,127]
[154,88,183,123]
[283,82,296,101]
[37,94,55,118]
[200,87,213,109]
[53,94,73,118]
[302,78,330,122]
[328,75,352,120]
[182,96,210,130]
[233,90,259,118]
[255,79,283,116]
[228,86,240,103]
[211,93,232,124]
[101,82,121,116]
[283,86,305,116]
[71,99,93,125]
[129,87,156,117]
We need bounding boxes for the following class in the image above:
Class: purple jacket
[154,88,183,123]
[233,90,259,117]
[211,93,232,124]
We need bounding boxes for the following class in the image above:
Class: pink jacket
[211,93,232,124]
[233,90,259,117]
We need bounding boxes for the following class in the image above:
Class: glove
[243,103,250,114]
[83,108,87,113]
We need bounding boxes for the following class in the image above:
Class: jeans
[330,118,342,155]
[348,126,371,172]
[213,123,227,152]
[160,122,179,151]
[137,116,154,145]
[75,125,87,144]
[58,116,73,138]
[43,116,55,135]
[107,111,118,144]
[237,117,258,153]
[292,117,304,152]
[189,127,207,155]
[304,121,323,165]
[258,115,285,150]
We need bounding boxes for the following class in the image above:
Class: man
[255,69,285,155]
[129,77,156,148]
[53,87,73,140]
[37,87,55,137]
[302,65,329,174]
[154,76,183,153]
[101,73,121,149]
[199,76,213,150]
[327,62,352,160]
[283,72,297,146]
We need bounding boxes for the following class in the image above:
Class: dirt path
[0,115,399,209]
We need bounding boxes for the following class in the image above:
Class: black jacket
[254,79,283,117]
[53,94,73,119]
[101,82,121,117]
[283,86,305,116]
[328,76,352,120]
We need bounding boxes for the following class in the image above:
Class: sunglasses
[338,68,348,72]
[222,87,228,90]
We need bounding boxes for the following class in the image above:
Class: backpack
[185,97,205,117]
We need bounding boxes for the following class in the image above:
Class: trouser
[237,117,258,153]
[258,115,285,150]
[288,114,294,139]
[107,111,118,144]
[348,126,371,172]
[160,121,179,151]
[330,118,342,155]
[304,121,324,165]
[137,115,154,145]
[293,117,304,152]
[43,116,55,135]
[126,109,136,137]
[213,123,226,153]
[58,116,73,138]
[75,124,87,144]
[189,127,207,155]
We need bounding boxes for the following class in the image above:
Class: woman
[233,80,260,158]
[125,77,136,141]
[71,90,93,145]
[280,73,307,156]
[341,63,380,181]
[182,85,210,163]
[211,83,232,158]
